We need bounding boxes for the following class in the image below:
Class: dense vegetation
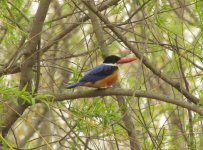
[0,0,203,149]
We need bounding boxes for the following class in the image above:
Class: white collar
[103,63,118,66]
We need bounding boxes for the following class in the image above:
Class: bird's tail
[66,82,84,89]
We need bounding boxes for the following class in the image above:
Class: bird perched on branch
[67,55,136,89]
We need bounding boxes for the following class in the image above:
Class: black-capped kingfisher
[67,55,136,89]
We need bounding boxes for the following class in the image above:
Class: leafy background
[0,0,203,149]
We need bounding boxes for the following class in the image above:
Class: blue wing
[79,64,118,83]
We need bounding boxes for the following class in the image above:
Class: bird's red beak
[117,57,137,64]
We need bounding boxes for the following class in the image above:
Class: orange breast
[84,70,118,88]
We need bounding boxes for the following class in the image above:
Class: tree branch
[55,88,203,116]
[2,0,51,137]
[86,1,140,149]
[0,0,120,77]
[87,0,109,58]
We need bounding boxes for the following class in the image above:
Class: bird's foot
[96,85,113,90]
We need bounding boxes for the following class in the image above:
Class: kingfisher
[67,55,136,89]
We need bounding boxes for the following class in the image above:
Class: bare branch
[54,88,203,116]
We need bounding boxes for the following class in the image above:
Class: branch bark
[87,0,109,58]
[116,96,141,150]
[40,0,120,55]
[2,0,51,137]
[86,1,140,149]
[0,0,120,77]
[54,88,203,116]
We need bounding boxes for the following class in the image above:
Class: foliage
[0,0,203,149]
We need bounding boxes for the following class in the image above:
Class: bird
[67,55,136,89]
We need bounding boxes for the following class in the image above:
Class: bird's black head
[103,55,121,64]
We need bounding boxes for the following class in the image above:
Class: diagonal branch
[39,0,120,55]
[0,0,120,77]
